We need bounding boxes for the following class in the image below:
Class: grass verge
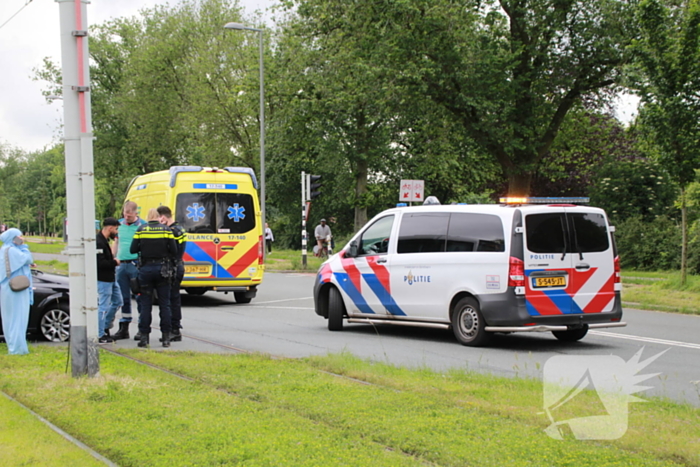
[621,270,700,315]
[264,248,325,272]
[0,391,103,466]
[0,346,697,467]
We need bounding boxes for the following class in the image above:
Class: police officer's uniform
[130,220,176,347]
[168,221,187,340]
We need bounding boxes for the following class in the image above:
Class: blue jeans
[98,281,123,338]
[138,262,171,335]
[116,261,141,323]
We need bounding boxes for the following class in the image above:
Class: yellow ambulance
[124,165,264,303]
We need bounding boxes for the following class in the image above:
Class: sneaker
[98,335,115,344]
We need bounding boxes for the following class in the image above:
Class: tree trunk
[507,171,533,197]
[354,158,368,232]
[681,186,687,286]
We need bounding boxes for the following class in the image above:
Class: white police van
[313,197,625,346]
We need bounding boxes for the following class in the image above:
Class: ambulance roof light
[499,197,590,205]
[224,167,259,189]
[169,166,203,187]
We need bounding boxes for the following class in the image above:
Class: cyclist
[314,218,332,257]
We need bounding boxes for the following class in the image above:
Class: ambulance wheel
[185,288,207,296]
[234,292,253,304]
[327,286,344,331]
[552,325,588,342]
[452,297,489,346]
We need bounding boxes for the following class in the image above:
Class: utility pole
[57,0,99,377]
[301,172,308,269]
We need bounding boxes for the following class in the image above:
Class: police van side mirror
[347,241,359,258]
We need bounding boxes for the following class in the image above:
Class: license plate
[533,276,566,288]
[185,265,210,274]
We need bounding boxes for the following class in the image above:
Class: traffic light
[308,174,322,200]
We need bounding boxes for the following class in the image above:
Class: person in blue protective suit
[0,228,34,355]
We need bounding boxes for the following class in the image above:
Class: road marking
[255,297,313,304]
[590,330,700,350]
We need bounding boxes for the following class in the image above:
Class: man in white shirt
[264,223,274,254]
[314,218,331,256]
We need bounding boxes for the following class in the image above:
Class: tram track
[99,331,430,464]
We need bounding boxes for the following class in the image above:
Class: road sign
[400,179,424,202]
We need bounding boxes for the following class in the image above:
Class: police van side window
[446,213,505,252]
[569,213,609,252]
[358,215,394,256]
[397,213,450,254]
[526,213,567,253]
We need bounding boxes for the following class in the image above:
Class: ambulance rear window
[176,193,256,234]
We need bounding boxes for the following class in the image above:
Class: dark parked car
[0,269,70,343]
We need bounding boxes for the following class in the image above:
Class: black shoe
[133,331,142,341]
[161,332,170,348]
[171,329,182,342]
[112,322,130,340]
[98,335,115,344]
[137,334,149,348]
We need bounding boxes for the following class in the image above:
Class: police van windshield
[175,193,256,234]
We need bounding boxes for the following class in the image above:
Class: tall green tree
[630,0,700,284]
[36,0,263,218]
[292,0,634,196]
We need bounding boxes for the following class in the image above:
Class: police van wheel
[552,325,588,342]
[328,287,344,331]
[452,297,489,346]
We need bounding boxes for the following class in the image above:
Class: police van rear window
[397,213,505,254]
[176,193,256,234]
[526,212,609,253]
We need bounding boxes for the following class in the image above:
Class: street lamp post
[224,22,266,259]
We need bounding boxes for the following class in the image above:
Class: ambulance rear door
[176,190,259,282]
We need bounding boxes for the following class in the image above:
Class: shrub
[615,215,681,270]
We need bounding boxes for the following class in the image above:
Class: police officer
[157,205,187,341]
[130,208,177,348]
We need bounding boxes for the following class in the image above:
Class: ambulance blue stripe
[362,274,406,316]
[185,242,233,278]
[333,272,375,314]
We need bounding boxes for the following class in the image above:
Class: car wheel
[451,297,490,346]
[552,325,589,342]
[328,286,344,331]
[234,292,252,304]
[40,303,70,342]
[185,288,207,296]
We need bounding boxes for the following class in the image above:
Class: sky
[1,0,638,154]
[0,0,275,153]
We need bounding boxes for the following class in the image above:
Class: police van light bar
[499,197,590,205]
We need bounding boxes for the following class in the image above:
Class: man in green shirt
[111,201,147,340]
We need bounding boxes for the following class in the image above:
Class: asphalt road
[169,271,700,407]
